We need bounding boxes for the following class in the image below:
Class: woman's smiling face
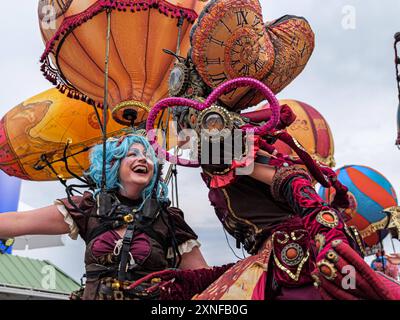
[118,143,155,193]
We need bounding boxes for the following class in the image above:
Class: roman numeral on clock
[254,59,265,72]
[208,36,225,47]
[209,72,228,86]
[300,43,307,58]
[230,60,240,67]
[234,38,243,46]
[235,10,249,27]
[205,57,222,65]
[220,19,232,34]
[239,64,250,76]
[252,15,262,28]
[57,0,69,8]
[225,87,238,99]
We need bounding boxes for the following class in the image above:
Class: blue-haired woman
[0,134,228,300]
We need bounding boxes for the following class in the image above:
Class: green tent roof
[0,254,80,295]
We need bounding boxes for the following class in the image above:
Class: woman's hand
[0,205,70,239]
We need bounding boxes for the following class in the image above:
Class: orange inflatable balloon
[39,0,209,125]
[254,99,335,167]
[0,89,125,181]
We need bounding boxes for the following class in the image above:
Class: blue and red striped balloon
[318,165,398,249]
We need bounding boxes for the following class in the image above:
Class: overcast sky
[0,0,400,281]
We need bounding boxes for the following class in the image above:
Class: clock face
[190,0,315,111]
[190,0,274,107]
[223,11,274,80]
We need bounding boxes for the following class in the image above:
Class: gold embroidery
[344,225,367,256]
[316,210,339,228]
[314,233,326,254]
[274,231,290,244]
[270,166,311,202]
[221,188,263,236]
[273,250,310,282]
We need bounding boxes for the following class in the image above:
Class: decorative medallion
[325,250,339,263]
[281,243,304,266]
[273,250,310,282]
[317,259,337,281]
[197,105,234,136]
[168,63,190,97]
[316,210,339,228]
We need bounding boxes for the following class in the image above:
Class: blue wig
[88,134,168,209]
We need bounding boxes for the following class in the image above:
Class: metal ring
[281,243,304,266]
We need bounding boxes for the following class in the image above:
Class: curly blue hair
[88,135,168,209]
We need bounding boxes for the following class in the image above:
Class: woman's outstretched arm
[0,205,70,239]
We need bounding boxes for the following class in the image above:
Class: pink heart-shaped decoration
[146,77,280,166]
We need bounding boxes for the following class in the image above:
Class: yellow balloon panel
[0,89,125,181]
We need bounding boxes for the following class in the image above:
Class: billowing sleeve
[54,191,96,242]
[166,207,201,258]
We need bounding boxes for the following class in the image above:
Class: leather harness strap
[117,224,136,281]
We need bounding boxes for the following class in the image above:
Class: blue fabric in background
[0,170,21,254]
